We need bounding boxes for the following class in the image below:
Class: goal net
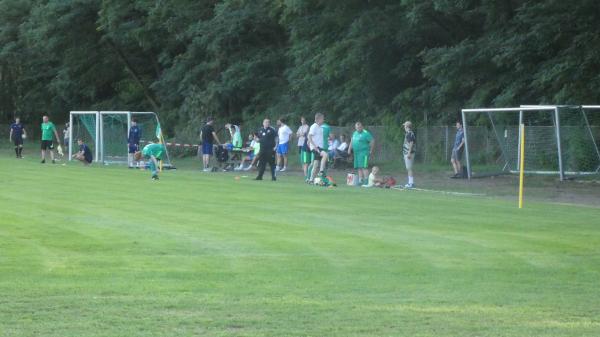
[69,111,99,161]
[462,105,600,180]
[69,111,173,167]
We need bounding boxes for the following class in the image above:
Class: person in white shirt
[307,112,329,182]
[276,117,293,171]
[336,134,349,158]
[296,116,310,177]
[328,133,340,159]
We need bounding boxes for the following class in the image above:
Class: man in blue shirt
[451,120,465,178]
[128,120,141,168]
[73,138,93,165]
[9,117,27,158]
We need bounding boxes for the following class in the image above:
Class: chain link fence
[3,123,599,171]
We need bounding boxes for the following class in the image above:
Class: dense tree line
[1,0,600,138]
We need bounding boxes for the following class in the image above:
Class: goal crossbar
[69,111,172,167]
[461,105,600,181]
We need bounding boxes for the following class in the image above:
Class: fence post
[445,126,449,163]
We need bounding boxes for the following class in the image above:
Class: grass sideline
[1,152,600,336]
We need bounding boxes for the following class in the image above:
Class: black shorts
[41,140,54,150]
[311,148,323,161]
[13,137,23,146]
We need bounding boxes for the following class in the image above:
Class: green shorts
[354,152,369,169]
[300,149,313,164]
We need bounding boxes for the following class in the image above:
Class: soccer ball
[22,134,26,139]
[314,177,322,185]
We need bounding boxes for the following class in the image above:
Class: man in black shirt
[255,118,277,181]
[200,117,221,172]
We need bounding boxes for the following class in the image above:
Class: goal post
[68,111,173,167]
[69,111,100,162]
[461,105,600,181]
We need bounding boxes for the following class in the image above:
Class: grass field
[1,152,600,337]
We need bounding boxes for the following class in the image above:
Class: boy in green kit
[135,142,165,180]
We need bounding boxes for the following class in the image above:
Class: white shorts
[404,154,414,170]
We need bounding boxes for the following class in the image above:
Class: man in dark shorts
[451,121,465,178]
[9,117,27,158]
[200,117,221,172]
[255,118,277,181]
[73,139,93,165]
[307,112,328,183]
[40,115,61,164]
[128,119,141,168]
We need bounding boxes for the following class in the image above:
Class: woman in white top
[296,117,309,152]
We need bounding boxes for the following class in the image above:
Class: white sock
[408,176,414,185]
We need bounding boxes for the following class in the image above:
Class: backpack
[215,146,229,162]
[384,176,396,188]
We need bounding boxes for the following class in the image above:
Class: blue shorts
[277,142,289,155]
[202,142,213,155]
[128,143,139,154]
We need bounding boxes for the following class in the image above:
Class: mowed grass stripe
[1,155,599,336]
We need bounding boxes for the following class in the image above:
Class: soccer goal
[69,111,173,167]
[461,105,600,180]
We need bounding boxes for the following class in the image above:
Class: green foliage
[1,0,600,136]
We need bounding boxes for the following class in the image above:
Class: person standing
[40,115,61,164]
[296,116,310,177]
[276,117,293,172]
[321,121,331,164]
[9,117,27,158]
[307,112,329,182]
[402,121,417,188]
[62,122,70,155]
[450,120,465,178]
[255,118,277,181]
[200,117,221,172]
[128,119,141,168]
[348,122,374,186]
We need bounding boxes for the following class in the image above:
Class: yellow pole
[518,124,525,209]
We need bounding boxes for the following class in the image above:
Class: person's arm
[212,132,221,145]
[308,132,317,150]
[407,140,414,159]
[458,135,465,149]
[22,127,26,138]
[53,126,61,143]
[347,139,353,155]
[9,128,13,141]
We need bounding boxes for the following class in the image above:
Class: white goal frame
[461,105,600,181]
[68,111,172,166]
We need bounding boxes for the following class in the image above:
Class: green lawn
[1,153,599,337]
